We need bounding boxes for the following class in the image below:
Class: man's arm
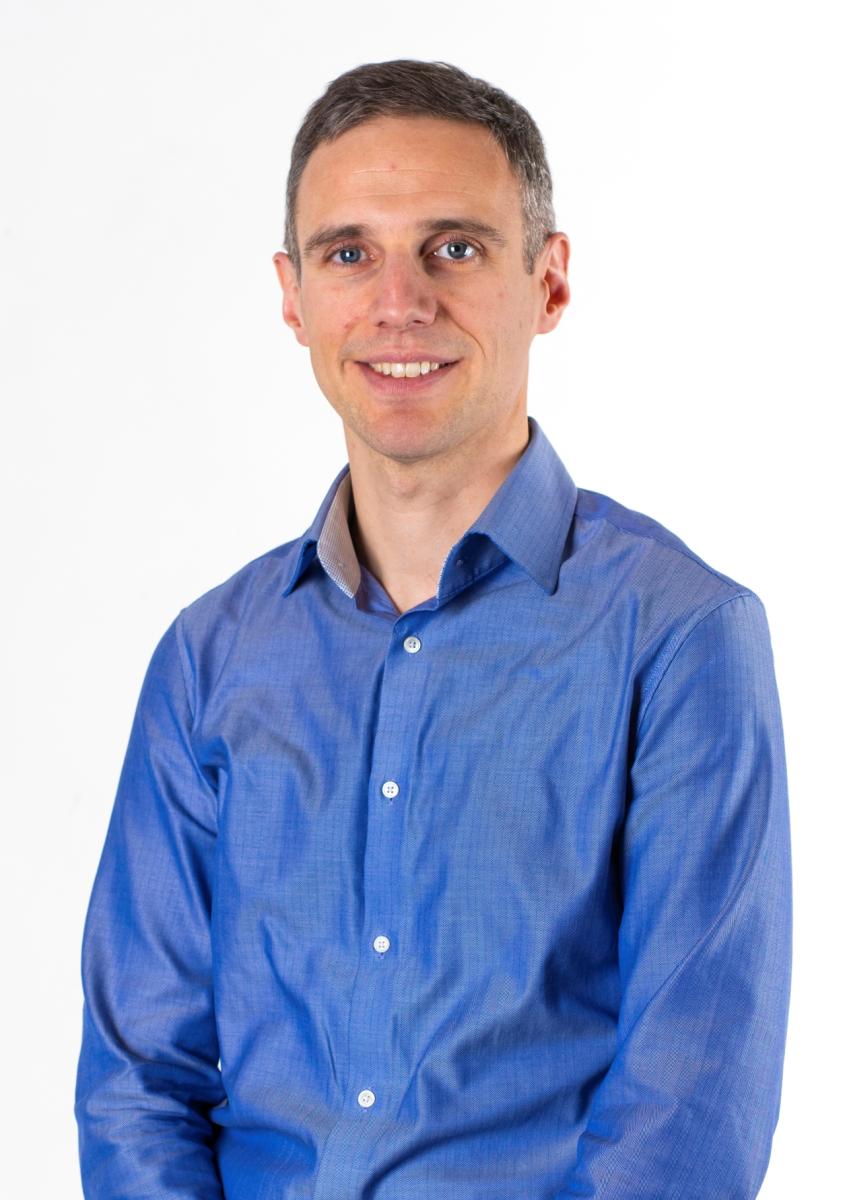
[75,615,226,1199]
[557,592,792,1200]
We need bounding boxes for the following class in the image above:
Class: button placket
[311,619,433,1196]
[331,620,427,1133]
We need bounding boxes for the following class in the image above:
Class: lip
[354,359,460,395]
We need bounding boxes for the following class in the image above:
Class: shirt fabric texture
[75,415,792,1200]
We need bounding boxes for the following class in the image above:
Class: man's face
[274,115,569,466]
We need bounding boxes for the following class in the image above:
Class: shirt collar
[281,415,577,601]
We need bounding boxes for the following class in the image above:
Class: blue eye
[333,246,363,264]
[433,241,477,261]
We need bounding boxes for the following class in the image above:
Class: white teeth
[368,361,447,377]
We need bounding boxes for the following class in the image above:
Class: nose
[368,253,437,330]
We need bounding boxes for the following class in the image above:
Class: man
[75,60,791,1200]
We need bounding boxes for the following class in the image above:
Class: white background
[2,1,841,1195]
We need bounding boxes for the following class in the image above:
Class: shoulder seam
[636,590,760,730]
[172,608,220,813]
[173,609,195,722]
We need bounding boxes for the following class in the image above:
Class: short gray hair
[284,59,556,277]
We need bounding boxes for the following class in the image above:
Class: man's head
[283,60,556,280]
[273,60,569,468]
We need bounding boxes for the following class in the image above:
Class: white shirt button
[381,780,399,799]
[373,934,391,953]
[403,634,421,654]
[358,1089,376,1108]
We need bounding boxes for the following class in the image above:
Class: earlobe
[272,251,310,347]
[537,233,571,334]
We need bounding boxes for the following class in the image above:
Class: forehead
[296,115,521,231]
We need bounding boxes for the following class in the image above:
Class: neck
[345,409,530,615]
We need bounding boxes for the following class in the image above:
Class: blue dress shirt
[75,416,791,1199]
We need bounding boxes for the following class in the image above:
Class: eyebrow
[302,217,508,260]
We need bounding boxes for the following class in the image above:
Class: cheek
[302,293,358,355]
[456,277,517,334]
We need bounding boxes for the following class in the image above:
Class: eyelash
[326,237,483,266]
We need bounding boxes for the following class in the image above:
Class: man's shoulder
[174,534,303,642]
[571,485,756,619]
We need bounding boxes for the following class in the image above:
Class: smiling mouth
[362,359,459,378]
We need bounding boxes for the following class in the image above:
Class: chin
[335,387,473,462]
[355,414,455,464]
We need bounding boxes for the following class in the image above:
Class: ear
[535,233,570,335]
[272,251,309,347]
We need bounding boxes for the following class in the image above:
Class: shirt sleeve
[74,614,226,1199]
[556,592,792,1200]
